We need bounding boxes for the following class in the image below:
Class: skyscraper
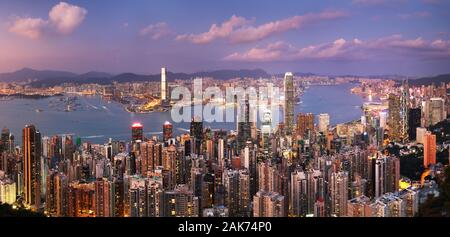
[330,171,348,217]
[253,190,286,217]
[284,72,294,136]
[190,117,203,155]
[163,184,199,217]
[261,109,272,154]
[131,123,143,142]
[23,125,42,210]
[318,113,330,134]
[388,94,402,142]
[408,108,421,141]
[237,97,251,151]
[296,113,314,138]
[163,121,173,142]
[399,80,409,142]
[422,97,446,127]
[424,131,436,168]
[161,67,168,101]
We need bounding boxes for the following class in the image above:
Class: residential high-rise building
[290,169,324,217]
[347,195,371,217]
[330,171,348,217]
[223,169,251,217]
[424,131,436,168]
[161,67,168,101]
[318,113,330,134]
[416,127,427,144]
[370,193,405,217]
[128,177,148,217]
[422,98,446,127]
[23,124,42,210]
[163,184,199,217]
[0,175,16,205]
[284,72,295,136]
[398,187,419,217]
[131,123,143,142]
[68,181,96,217]
[253,190,286,217]
[95,178,113,217]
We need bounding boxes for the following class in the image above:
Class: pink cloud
[352,0,407,6]
[224,35,450,62]
[8,2,87,39]
[176,15,249,44]
[140,22,172,40]
[177,11,348,44]
[8,17,48,39]
[229,11,348,44]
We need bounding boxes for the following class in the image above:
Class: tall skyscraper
[23,125,42,210]
[190,117,203,155]
[424,131,436,168]
[261,109,272,154]
[284,72,294,136]
[330,171,348,217]
[161,67,168,101]
[296,113,314,138]
[408,108,421,141]
[223,169,251,217]
[318,113,330,134]
[163,121,173,142]
[237,97,251,151]
[131,123,143,142]
[290,169,324,217]
[388,94,402,142]
[399,80,409,142]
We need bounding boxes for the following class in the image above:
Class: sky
[0,0,449,76]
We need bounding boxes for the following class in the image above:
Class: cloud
[48,2,87,34]
[176,15,249,44]
[352,0,407,7]
[398,11,431,19]
[229,11,348,44]
[140,22,172,40]
[8,2,87,39]
[224,35,450,62]
[8,17,48,39]
[177,11,348,44]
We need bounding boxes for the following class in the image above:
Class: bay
[0,83,367,144]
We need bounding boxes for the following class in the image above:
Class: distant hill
[1,68,271,87]
[409,74,450,86]
[0,68,77,83]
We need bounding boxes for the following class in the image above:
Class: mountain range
[0,67,448,87]
[0,68,271,87]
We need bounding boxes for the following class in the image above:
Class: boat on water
[35,109,43,113]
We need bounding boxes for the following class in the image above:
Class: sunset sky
[0,0,449,76]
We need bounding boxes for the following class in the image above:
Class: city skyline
[0,0,449,222]
[1,0,450,76]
